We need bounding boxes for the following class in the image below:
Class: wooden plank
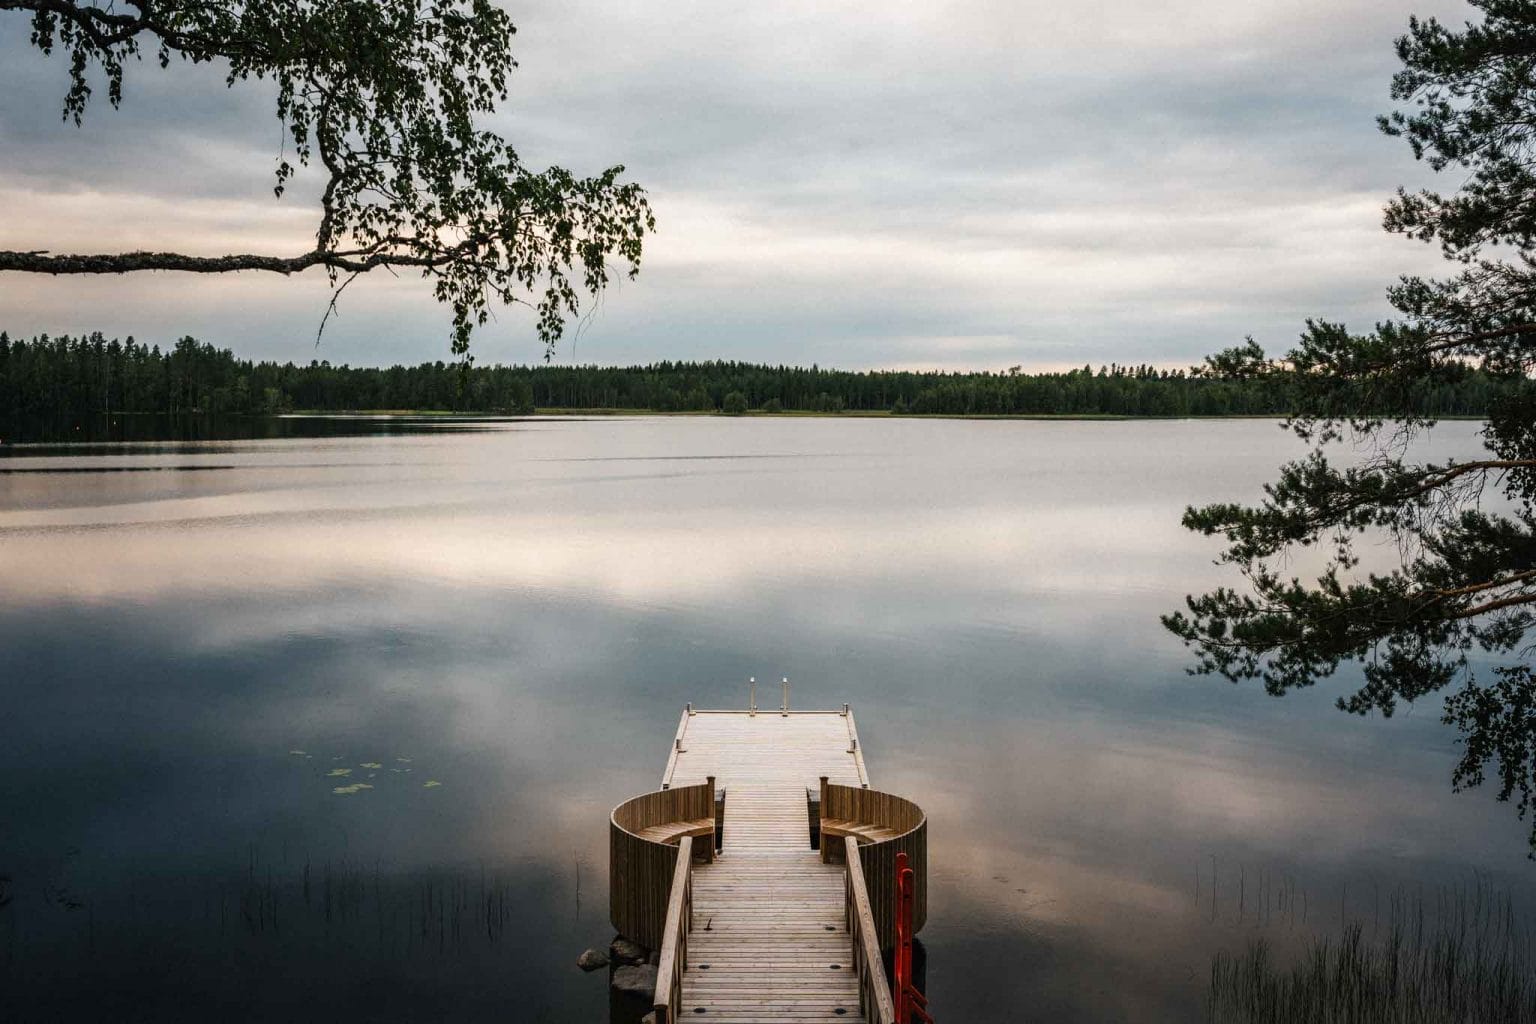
[618,707,925,1023]
[664,710,868,1023]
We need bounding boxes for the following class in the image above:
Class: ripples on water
[0,416,1530,1022]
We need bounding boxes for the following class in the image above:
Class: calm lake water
[1,416,1531,1022]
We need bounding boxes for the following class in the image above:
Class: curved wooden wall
[823,783,927,950]
[858,819,927,949]
[609,782,713,949]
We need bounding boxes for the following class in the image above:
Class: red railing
[894,851,933,1024]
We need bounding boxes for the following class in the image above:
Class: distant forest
[0,332,1516,433]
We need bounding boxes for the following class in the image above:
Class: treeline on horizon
[0,331,1515,431]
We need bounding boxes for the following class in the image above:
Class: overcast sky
[0,0,1472,371]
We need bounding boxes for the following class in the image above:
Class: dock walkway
[610,700,924,1024]
[662,710,868,1023]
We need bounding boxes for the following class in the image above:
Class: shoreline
[0,410,1490,446]
[297,408,1491,422]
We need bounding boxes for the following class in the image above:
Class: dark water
[1,411,514,446]
[1,416,1531,1022]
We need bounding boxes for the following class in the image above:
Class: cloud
[0,0,1474,369]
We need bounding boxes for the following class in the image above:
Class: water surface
[1,417,1530,1022]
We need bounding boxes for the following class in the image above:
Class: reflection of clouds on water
[0,418,1526,1023]
[900,711,1532,1019]
[0,419,1484,625]
[0,505,1211,604]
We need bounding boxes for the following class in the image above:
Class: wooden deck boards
[664,711,869,1024]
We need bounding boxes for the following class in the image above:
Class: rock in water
[576,948,608,972]
[611,963,659,998]
[609,935,648,965]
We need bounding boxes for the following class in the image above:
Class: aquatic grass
[226,854,521,951]
[1209,878,1536,1023]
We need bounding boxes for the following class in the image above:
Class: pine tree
[1165,0,1536,853]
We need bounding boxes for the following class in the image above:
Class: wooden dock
[609,699,927,1024]
[667,710,867,1023]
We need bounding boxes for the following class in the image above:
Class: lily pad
[333,783,374,796]
[327,767,353,777]
[423,780,442,789]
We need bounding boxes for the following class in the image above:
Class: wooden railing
[844,835,897,1024]
[610,781,714,949]
[652,834,695,1024]
[821,781,927,950]
[613,780,715,835]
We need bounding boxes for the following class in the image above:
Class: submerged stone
[609,935,648,965]
[610,963,658,998]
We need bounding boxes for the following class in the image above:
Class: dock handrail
[660,706,691,788]
[844,835,897,1024]
[652,834,695,1024]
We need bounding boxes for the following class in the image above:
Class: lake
[1,416,1530,1022]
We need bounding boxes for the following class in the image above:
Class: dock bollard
[781,677,790,716]
[749,677,756,716]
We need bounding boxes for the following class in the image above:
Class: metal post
[749,677,756,716]
[842,702,850,716]
[781,677,789,716]
[686,701,694,716]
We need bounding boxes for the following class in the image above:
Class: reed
[1208,877,1535,1024]
[221,855,519,953]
